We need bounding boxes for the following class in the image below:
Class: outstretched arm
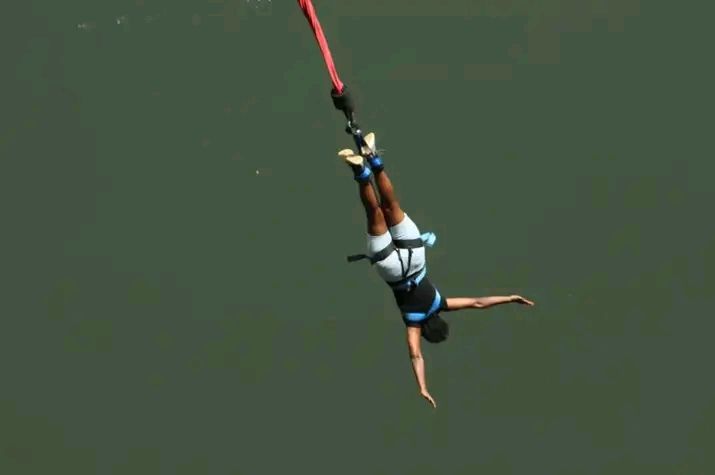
[445,295,535,311]
[406,326,437,408]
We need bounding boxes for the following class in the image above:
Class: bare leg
[373,170,406,227]
[358,180,388,236]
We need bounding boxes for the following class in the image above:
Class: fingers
[422,392,437,408]
[515,295,535,306]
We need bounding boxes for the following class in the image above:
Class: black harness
[347,238,424,265]
[347,237,428,291]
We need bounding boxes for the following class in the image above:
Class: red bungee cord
[297,0,363,157]
[296,0,382,234]
[296,0,345,95]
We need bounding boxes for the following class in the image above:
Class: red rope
[297,0,344,94]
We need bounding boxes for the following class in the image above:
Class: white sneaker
[361,132,376,156]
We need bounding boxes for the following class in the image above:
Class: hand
[420,389,437,408]
[510,295,535,306]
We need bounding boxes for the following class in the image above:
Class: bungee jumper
[297,0,534,408]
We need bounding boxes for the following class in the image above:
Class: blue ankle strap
[368,154,383,171]
[354,166,372,183]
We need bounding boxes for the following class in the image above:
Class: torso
[392,277,446,325]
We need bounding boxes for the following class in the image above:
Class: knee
[369,206,384,220]
[380,203,399,215]
[366,201,382,212]
[381,204,404,223]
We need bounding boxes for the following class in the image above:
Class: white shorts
[367,213,426,283]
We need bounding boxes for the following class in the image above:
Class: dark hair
[421,314,449,343]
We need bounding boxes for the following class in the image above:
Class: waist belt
[388,266,427,292]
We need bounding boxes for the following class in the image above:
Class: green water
[2,1,713,473]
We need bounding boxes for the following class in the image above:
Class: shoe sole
[338,148,364,167]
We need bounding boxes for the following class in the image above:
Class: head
[420,314,449,344]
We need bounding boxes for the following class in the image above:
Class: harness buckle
[345,120,361,136]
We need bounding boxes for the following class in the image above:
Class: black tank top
[391,277,446,319]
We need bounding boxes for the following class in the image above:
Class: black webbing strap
[392,238,424,249]
[346,238,425,265]
[346,254,369,263]
[346,242,396,264]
